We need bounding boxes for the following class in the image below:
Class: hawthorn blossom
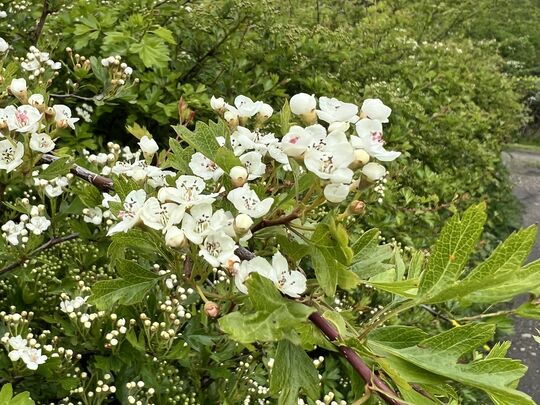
[227,184,274,218]
[189,152,224,181]
[351,118,400,161]
[362,162,387,181]
[29,133,55,153]
[165,226,186,248]
[304,143,354,184]
[1,220,25,245]
[240,151,266,180]
[182,204,234,244]
[232,95,263,118]
[9,78,27,100]
[361,98,391,123]
[281,124,326,157]
[60,296,88,313]
[83,207,103,225]
[235,252,306,298]
[5,105,42,133]
[210,96,226,111]
[139,197,185,232]
[8,336,27,361]
[52,105,79,129]
[324,183,350,203]
[26,216,51,235]
[0,140,24,172]
[199,233,237,268]
[21,348,47,370]
[316,96,358,124]
[107,189,147,235]
[157,175,217,207]
[28,93,45,108]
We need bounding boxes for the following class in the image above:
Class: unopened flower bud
[204,301,220,318]
[290,93,317,124]
[348,200,366,215]
[362,162,386,182]
[165,226,186,248]
[230,166,248,187]
[234,214,253,234]
[210,96,226,112]
[9,78,28,103]
[256,103,273,122]
[224,110,239,129]
[353,149,370,166]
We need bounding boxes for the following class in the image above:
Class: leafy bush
[0,1,540,404]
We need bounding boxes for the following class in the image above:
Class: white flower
[316,97,358,124]
[0,11,6,19]
[0,37,8,53]
[199,233,237,268]
[165,226,186,248]
[235,252,306,298]
[182,204,233,244]
[210,96,226,111]
[257,103,273,120]
[107,189,147,235]
[324,183,350,203]
[240,151,266,180]
[9,78,27,99]
[0,140,24,173]
[45,184,63,198]
[138,135,159,155]
[1,220,25,245]
[227,184,274,218]
[189,152,224,181]
[289,93,316,115]
[362,162,387,181]
[5,105,42,133]
[233,95,263,118]
[26,216,51,235]
[351,119,400,162]
[52,105,79,129]
[8,336,27,362]
[21,348,47,370]
[234,214,254,234]
[361,98,391,123]
[83,207,103,225]
[157,175,217,208]
[28,93,45,108]
[102,192,121,209]
[21,59,40,72]
[281,124,326,157]
[304,143,354,184]
[140,197,185,232]
[29,133,55,153]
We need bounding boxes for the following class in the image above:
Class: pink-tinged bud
[230,166,248,187]
[204,301,220,318]
[349,200,366,215]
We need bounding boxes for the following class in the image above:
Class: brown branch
[252,210,300,232]
[40,154,114,192]
[33,0,51,45]
[30,160,405,405]
[0,233,79,276]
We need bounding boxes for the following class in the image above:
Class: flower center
[1,146,15,163]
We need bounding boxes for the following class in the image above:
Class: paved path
[502,148,540,402]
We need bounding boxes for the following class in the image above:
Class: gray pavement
[502,149,540,402]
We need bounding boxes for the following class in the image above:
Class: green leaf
[213,147,242,173]
[280,99,292,134]
[165,138,194,173]
[0,385,34,405]
[218,274,314,344]
[0,385,13,403]
[369,324,535,405]
[418,203,487,302]
[90,259,160,310]
[40,157,71,180]
[111,175,140,200]
[270,340,320,404]
[129,35,170,69]
[173,122,222,162]
[152,27,176,45]
[89,56,108,85]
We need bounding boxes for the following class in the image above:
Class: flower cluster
[1,205,51,245]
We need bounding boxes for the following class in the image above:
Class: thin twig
[33,0,51,45]
[0,233,79,276]
[49,93,97,102]
[420,304,454,324]
[40,154,114,192]
[252,210,300,232]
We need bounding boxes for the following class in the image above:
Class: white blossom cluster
[1,205,51,245]
[83,93,401,299]
[19,45,62,79]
